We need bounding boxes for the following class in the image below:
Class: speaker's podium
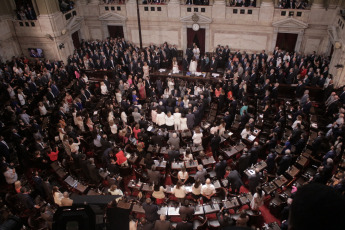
[53,195,121,230]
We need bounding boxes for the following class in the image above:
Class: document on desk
[212,73,220,77]
[248,135,256,141]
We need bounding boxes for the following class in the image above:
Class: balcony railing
[101,0,127,4]
[63,9,77,21]
[16,20,37,28]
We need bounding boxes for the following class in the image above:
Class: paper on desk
[212,73,220,77]
[228,132,233,136]
[159,69,166,72]
[248,135,256,141]
[147,126,153,131]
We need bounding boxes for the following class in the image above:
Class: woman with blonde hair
[172,57,179,73]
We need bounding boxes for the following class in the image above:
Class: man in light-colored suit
[60,192,73,206]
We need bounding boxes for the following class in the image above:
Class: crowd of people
[0,36,345,230]
[59,0,75,13]
[15,0,37,20]
[277,0,309,9]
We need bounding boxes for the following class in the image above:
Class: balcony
[63,9,78,22]
[273,8,310,23]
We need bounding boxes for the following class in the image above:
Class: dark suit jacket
[153,220,171,230]
[147,170,162,185]
[227,170,243,189]
[143,203,159,222]
[175,221,193,230]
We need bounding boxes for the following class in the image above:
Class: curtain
[187,28,206,55]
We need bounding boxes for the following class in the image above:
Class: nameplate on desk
[158,69,166,72]
[211,73,220,77]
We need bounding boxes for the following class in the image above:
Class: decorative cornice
[272,17,308,29]
[180,14,212,24]
[98,12,127,22]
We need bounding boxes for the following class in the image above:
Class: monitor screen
[28,48,44,58]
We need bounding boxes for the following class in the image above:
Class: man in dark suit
[210,56,218,73]
[215,156,227,180]
[277,150,292,175]
[0,136,10,162]
[182,55,189,72]
[238,149,250,176]
[226,166,243,194]
[87,158,101,184]
[147,165,162,185]
[210,132,221,158]
[248,169,262,195]
[143,198,159,222]
[179,200,195,221]
[16,187,39,210]
[175,217,193,230]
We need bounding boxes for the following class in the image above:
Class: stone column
[212,0,226,19]
[311,0,324,9]
[36,0,60,15]
[89,0,101,4]
[0,0,14,16]
[168,0,181,18]
[259,0,274,24]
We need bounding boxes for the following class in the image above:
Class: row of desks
[117,193,253,215]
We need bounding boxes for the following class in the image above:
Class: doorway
[108,25,124,39]
[71,31,80,49]
[187,28,205,55]
[275,33,298,52]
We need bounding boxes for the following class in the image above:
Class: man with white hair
[194,165,207,184]
[201,178,216,202]
[153,214,171,230]
[60,192,73,206]
[167,132,180,149]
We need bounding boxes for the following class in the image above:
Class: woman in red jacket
[115,149,128,167]
[47,147,59,162]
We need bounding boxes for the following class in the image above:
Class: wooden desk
[202,156,216,166]
[194,205,204,215]
[153,160,167,170]
[191,145,204,153]
[235,143,246,152]
[185,160,198,169]
[273,175,288,188]
[132,204,145,214]
[158,206,168,215]
[117,201,132,210]
[165,185,173,194]
[203,204,220,214]
[222,197,240,209]
[128,155,138,164]
[262,182,278,194]
[238,193,253,206]
[167,206,180,216]
[285,165,300,178]
[296,155,308,168]
[150,70,225,83]
[213,180,222,190]
[127,180,143,190]
[148,145,160,153]
[222,147,238,158]
[142,183,153,192]
[171,162,184,170]
[159,147,169,155]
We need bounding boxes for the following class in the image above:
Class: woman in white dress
[172,57,179,73]
[76,112,85,132]
[250,187,265,212]
[53,186,63,206]
[100,81,108,95]
[192,126,203,146]
[193,45,200,60]
[168,78,175,93]
[183,95,189,109]
[143,62,150,78]
[38,102,47,116]
[173,108,181,130]
[121,111,127,124]
[180,113,188,131]
[17,89,26,106]
[189,57,197,73]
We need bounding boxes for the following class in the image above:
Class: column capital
[213,0,226,5]
[89,0,101,5]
